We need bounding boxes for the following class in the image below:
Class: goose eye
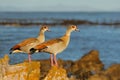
[72,26,75,28]
[44,26,47,29]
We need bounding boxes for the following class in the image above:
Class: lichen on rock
[44,66,69,80]
[0,55,40,80]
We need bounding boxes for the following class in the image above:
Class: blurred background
[0,0,120,68]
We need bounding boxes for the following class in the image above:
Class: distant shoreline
[0,18,120,26]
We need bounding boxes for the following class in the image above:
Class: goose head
[40,25,50,32]
[68,25,79,32]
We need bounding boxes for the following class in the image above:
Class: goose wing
[10,38,38,51]
[33,38,63,51]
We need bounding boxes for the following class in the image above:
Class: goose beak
[75,28,80,32]
[47,29,51,32]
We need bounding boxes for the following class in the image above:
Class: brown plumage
[30,25,79,66]
[34,39,63,50]
[10,25,50,62]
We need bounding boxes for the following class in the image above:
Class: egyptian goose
[30,25,79,66]
[10,25,50,62]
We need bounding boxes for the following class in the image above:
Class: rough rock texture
[89,64,120,80]
[39,59,74,79]
[38,59,51,79]
[44,66,69,80]
[39,50,104,80]
[88,73,110,80]
[71,50,104,79]
[0,55,40,80]
[105,64,120,80]
[0,50,108,80]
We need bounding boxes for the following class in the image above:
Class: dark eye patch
[44,26,47,28]
[72,26,75,28]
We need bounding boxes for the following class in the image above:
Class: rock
[44,66,69,80]
[0,55,40,80]
[105,64,120,80]
[89,64,120,80]
[0,55,9,79]
[77,50,104,72]
[39,59,74,80]
[0,49,102,80]
[71,50,104,79]
[39,50,104,80]
[68,75,77,80]
[38,59,51,80]
[88,73,110,80]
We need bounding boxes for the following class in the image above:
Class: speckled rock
[71,50,104,79]
[89,64,120,80]
[105,64,120,80]
[0,55,40,80]
[44,66,69,80]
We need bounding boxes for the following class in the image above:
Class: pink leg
[50,54,54,66]
[53,54,58,66]
[28,54,31,62]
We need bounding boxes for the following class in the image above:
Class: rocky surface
[0,55,40,80]
[0,50,120,80]
[89,64,120,80]
[44,66,69,80]
[71,50,104,79]
[39,50,104,80]
[105,64,120,80]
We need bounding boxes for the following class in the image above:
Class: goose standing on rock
[10,25,50,62]
[30,25,79,66]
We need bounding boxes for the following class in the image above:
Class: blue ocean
[0,12,120,68]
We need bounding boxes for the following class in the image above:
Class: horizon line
[0,11,120,13]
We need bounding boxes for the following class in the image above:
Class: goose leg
[53,54,58,66]
[28,53,31,62]
[50,54,54,66]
